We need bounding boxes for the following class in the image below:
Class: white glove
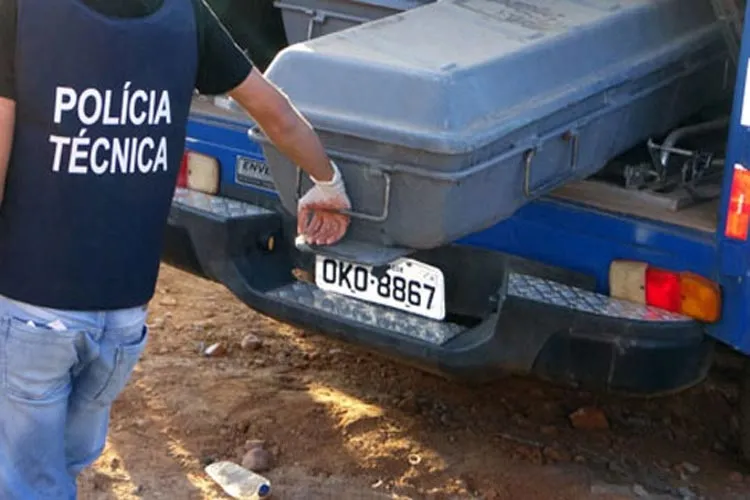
[297,160,352,246]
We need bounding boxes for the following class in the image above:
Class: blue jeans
[0,294,149,500]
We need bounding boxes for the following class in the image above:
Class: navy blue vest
[0,0,199,309]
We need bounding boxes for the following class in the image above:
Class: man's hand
[0,96,15,208]
[298,160,351,245]
[228,68,351,245]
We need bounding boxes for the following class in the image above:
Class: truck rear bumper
[164,189,714,395]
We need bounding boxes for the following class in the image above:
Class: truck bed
[552,181,719,233]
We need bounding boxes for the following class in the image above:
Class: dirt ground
[76,264,750,500]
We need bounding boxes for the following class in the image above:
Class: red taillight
[644,267,681,313]
[176,152,189,188]
[610,260,721,323]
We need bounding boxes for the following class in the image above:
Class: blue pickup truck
[163,0,750,462]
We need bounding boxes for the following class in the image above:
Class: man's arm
[0,98,15,206]
[228,69,351,245]
[195,0,351,245]
[228,69,334,182]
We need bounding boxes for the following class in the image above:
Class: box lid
[264,0,722,154]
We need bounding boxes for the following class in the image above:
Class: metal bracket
[273,2,371,40]
[296,166,392,223]
[523,130,580,197]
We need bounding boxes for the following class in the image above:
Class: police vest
[0,0,199,310]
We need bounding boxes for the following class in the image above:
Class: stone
[682,462,700,474]
[240,334,262,351]
[540,425,558,436]
[542,446,571,463]
[632,484,649,497]
[241,447,272,472]
[245,439,266,451]
[569,406,609,430]
[729,471,744,482]
[159,296,177,306]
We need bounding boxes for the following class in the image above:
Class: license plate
[235,156,275,191]
[314,256,446,321]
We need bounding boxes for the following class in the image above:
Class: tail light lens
[176,150,220,195]
[609,260,721,323]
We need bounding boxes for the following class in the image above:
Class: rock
[678,486,697,499]
[203,342,226,357]
[542,446,571,463]
[110,457,121,470]
[328,348,343,356]
[275,352,289,364]
[569,406,609,430]
[90,472,111,491]
[245,439,265,451]
[159,296,177,306]
[132,485,145,496]
[632,484,649,497]
[512,445,544,465]
[540,425,558,436]
[729,471,744,482]
[240,334,262,351]
[608,461,627,474]
[241,447,272,472]
[148,318,166,330]
[681,462,700,474]
[397,392,418,413]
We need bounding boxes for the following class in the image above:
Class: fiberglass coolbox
[252,0,730,250]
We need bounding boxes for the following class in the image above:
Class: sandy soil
[77,264,750,500]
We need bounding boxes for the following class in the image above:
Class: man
[0,0,351,498]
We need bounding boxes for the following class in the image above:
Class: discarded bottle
[204,461,271,499]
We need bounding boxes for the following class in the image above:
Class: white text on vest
[48,83,172,175]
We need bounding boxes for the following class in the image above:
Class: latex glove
[297,160,351,246]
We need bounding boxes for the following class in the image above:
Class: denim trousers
[0,294,149,500]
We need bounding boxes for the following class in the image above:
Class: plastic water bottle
[204,461,271,499]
